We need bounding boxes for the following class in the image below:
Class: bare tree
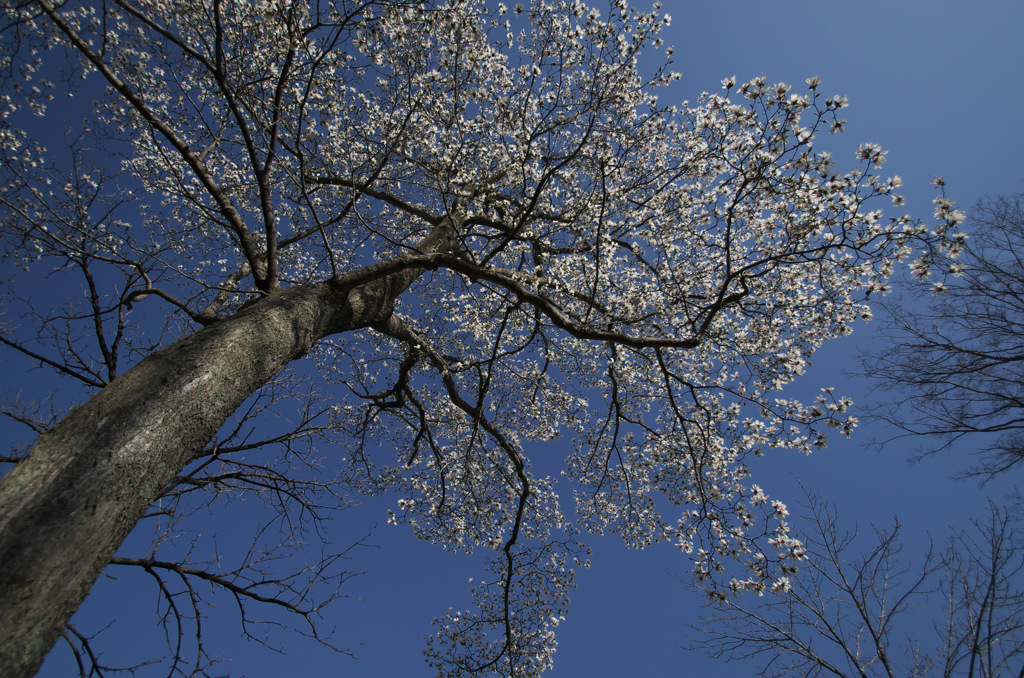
[687,493,1024,678]
[0,1,963,676]
[866,189,1024,477]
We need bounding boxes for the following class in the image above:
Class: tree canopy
[0,0,964,675]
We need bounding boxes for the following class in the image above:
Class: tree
[0,0,961,675]
[866,188,1024,477]
[686,492,1024,677]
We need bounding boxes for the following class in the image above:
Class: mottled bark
[0,220,456,677]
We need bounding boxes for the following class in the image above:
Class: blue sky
[9,0,1024,676]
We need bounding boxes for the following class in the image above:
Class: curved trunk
[0,218,452,678]
[0,282,344,676]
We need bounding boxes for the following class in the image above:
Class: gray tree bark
[0,222,455,677]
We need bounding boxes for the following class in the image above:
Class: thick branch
[35,0,268,288]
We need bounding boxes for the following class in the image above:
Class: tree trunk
[0,260,426,677]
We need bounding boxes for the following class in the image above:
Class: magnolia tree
[0,0,962,675]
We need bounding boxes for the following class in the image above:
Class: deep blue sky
[11,0,1024,676]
